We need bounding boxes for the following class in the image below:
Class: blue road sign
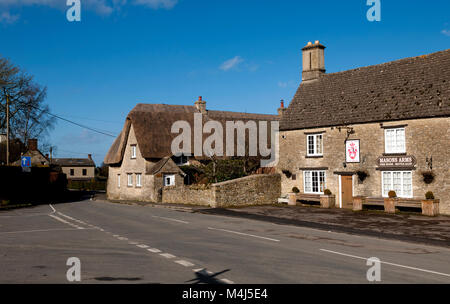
[21,156,31,168]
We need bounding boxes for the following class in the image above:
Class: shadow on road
[186,269,230,284]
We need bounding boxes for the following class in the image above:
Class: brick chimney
[194,96,207,114]
[88,154,92,160]
[278,99,287,116]
[302,40,326,82]
[28,138,38,151]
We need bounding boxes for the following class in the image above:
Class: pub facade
[278,41,450,214]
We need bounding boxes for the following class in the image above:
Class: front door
[341,175,353,209]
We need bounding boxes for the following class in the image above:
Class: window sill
[305,155,323,159]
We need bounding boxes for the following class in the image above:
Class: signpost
[21,156,31,172]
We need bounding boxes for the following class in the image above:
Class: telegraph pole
[4,88,10,166]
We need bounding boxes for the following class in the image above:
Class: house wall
[278,117,450,214]
[62,167,95,180]
[107,125,158,202]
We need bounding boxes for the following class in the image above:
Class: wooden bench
[364,197,422,208]
[296,193,321,204]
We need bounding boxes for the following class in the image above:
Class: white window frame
[384,128,406,154]
[127,173,133,187]
[131,145,137,159]
[306,134,323,156]
[163,174,175,187]
[381,171,413,198]
[303,170,326,194]
[117,174,121,188]
[136,173,142,188]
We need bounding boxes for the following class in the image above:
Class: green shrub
[323,189,332,195]
[292,187,300,193]
[425,191,435,200]
[388,190,397,198]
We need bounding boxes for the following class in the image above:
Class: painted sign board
[345,140,360,163]
[377,155,417,168]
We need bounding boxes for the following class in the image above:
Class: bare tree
[0,56,56,148]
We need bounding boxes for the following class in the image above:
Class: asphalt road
[0,200,449,284]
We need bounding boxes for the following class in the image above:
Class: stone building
[52,155,96,181]
[104,99,278,202]
[278,41,450,214]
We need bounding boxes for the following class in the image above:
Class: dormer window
[385,128,405,154]
[307,134,323,156]
[131,145,137,159]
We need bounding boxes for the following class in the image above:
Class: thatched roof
[104,103,279,165]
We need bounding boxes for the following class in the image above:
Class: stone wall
[278,117,450,214]
[162,186,214,206]
[162,174,281,207]
[213,174,281,207]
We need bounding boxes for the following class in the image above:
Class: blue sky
[1,0,449,166]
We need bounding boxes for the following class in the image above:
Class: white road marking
[320,249,450,278]
[0,228,93,235]
[160,253,176,259]
[193,268,204,272]
[129,241,139,245]
[175,260,194,267]
[220,278,234,284]
[48,214,84,229]
[147,248,162,253]
[49,204,56,213]
[57,212,87,225]
[152,215,189,224]
[208,227,280,242]
[137,244,149,249]
[117,237,128,241]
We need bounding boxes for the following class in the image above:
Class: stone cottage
[278,41,450,214]
[104,99,278,202]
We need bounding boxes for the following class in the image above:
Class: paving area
[199,205,450,247]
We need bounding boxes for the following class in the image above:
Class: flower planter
[288,193,297,206]
[421,199,439,217]
[320,195,336,209]
[384,198,398,214]
[352,196,367,211]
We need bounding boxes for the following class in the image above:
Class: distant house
[52,155,96,181]
[278,41,450,214]
[104,98,279,202]
[12,139,49,167]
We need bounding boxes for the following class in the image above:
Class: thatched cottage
[104,98,278,202]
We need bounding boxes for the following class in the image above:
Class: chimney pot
[194,96,207,114]
[280,100,284,108]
